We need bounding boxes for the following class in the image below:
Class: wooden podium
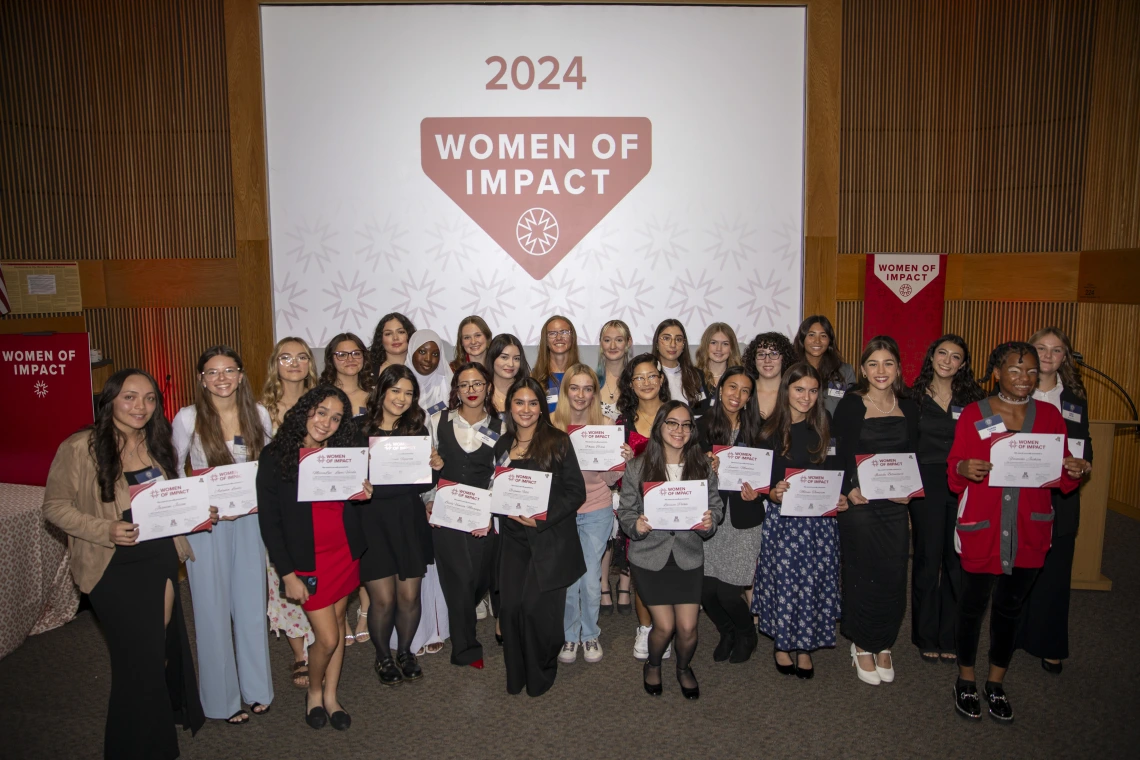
[1071,420,1137,591]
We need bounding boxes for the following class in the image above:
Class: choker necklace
[997,392,1030,405]
[866,393,897,415]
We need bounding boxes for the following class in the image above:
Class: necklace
[997,391,1030,405]
[865,393,897,415]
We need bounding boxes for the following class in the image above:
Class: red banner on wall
[0,333,93,486]
[862,254,946,383]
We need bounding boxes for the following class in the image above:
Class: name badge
[951,405,963,421]
[136,466,164,484]
[1062,401,1083,423]
[975,414,1007,439]
[426,401,447,416]
[475,425,499,449]
[827,382,846,399]
[827,438,837,457]
[1069,438,1085,459]
[356,406,367,418]
[546,394,559,406]
[230,435,248,461]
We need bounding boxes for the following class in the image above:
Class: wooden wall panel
[943,301,1080,372]
[0,0,234,260]
[834,301,863,367]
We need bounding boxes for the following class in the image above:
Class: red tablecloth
[0,484,80,659]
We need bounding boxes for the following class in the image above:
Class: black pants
[500,531,565,697]
[433,526,495,665]
[909,465,962,651]
[1017,532,1076,660]
[701,576,752,636]
[956,567,1039,669]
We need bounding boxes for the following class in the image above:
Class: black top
[1052,387,1093,536]
[832,392,920,497]
[761,420,842,491]
[435,410,502,489]
[696,414,763,529]
[256,440,368,578]
[916,394,958,465]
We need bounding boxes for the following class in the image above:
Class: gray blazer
[617,457,724,571]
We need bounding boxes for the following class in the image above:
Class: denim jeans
[564,508,614,642]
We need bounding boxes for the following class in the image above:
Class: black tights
[364,575,422,661]
[956,568,1038,670]
[645,603,699,689]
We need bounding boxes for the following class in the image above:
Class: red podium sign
[0,333,93,486]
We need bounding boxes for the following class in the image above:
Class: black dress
[360,426,435,582]
[87,468,204,760]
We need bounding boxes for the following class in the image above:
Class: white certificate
[430,479,492,533]
[489,466,553,519]
[193,461,259,518]
[130,477,213,541]
[568,425,626,472]
[298,447,369,501]
[989,433,1065,488]
[642,480,708,531]
[712,445,773,492]
[369,435,432,485]
[779,469,845,517]
[856,453,925,500]
[1069,438,1085,460]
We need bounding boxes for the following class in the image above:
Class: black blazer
[256,441,368,579]
[495,433,587,592]
[696,414,764,529]
[1053,387,1092,537]
[832,392,921,497]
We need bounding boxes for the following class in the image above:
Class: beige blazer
[42,430,193,593]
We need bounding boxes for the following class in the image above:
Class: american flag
[0,266,10,315]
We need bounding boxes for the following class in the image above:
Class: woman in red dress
[257,386,369,731]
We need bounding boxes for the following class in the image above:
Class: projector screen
[261,3,806,349]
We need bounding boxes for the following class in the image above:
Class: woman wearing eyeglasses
[744,332,796,421]
[173,346,274,724]
[533,315,580,413]
[794,316,857,416]
[321,333,375,419]
[450,316,493,372]
[369,312,417,373]
[488,333,531,417]
[652,319,706,408]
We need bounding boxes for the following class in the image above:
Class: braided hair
[985,341,1040,390]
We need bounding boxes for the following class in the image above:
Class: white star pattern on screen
[285,216,338,274]
[737,270,791,325]
[322,270,378,331]
[461,271,517,325]
[274,273,310,331]
[635,214,688,269]
[356,214,410,272]
[667,269,723,324]
[391,271,446,325]
[303,327,331,351]
[426,217,479,269]
[598,268,654,323]
[570,221,619,268]
[706,214,758,268]
[530,270,585,317]
[771,214,801,264]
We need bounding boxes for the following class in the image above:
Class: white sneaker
[558,641,579,664]
[663,642,672,660]
[583,639,603,663]
[633,626,650,660]
[475,599,488,620]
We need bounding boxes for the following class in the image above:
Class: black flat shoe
[794,652,814,680]
[954,680,982,720]
[676,667,700,700]
[328,708,351,731]
[712,630,735,662]
[376,657,404,686]
[773,649,796,676]
[985,683,1014,723]
[643,663,662,696]
[600,590,614,615]
[304,695,327,729]
[397,651,423,681]
[1041,658,1063,674]
[729,629,758,664]
[616,589,632,615]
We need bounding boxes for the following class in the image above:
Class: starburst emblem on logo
[34,381,48,398]
[517,209,559,256]
[899,283,913,298]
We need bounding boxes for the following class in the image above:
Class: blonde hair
[695,323,742,390]
[261,336,319,427]
[533,315,580,387]
[595,319,633,380]
[551,364,607,430]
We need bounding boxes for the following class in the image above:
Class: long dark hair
[493,377,570,471]
[794,315,847,385]
[617,353,671,426]
[910,334,986,408]
[320,332,376,391]
[703,367,762,447]
[487,333,531,380]
[448,362,496,417]
[742,331,795,382]
[365,365,426,434]
[188,346,266,473]
[262,385,358,482]
[652,318,703,405]
[985,341,1040,392]
[1028,326,1086,401]
[759,362,830,464]
[89,369,177,502]
[854,335,909,398]
[637,401,710,484]
[369,312,417,371]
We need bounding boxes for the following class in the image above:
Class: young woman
[488,333,531,416]
[744,332,796,421]
[43,369,208,758]
[652,319,705,408]
[407,328,454,415]
[173,346,273,724]
[794,315,857,416]
[695,323,742,399]
[551,365,622,664]
[948,342,1082,722]
[493,377,587,696]
[1017,327,1093,675]
[833,336,920,686]
[450,315,493,371]
[616,353,672,655]
[261,337,321,681]
[426,362,501,669]
[369,312,416,372]
[908,335,986,663]
[532,315,580,412]
[595,319,633,421]
[753,363,848,678]
[257,386,366,731]
[617,402,722,699]
[360,365,441,683]
[321,332,375,418]
[697,367,764,664]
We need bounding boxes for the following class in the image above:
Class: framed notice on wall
[0,262,83,314]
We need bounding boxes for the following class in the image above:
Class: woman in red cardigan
[947,342,1083,724]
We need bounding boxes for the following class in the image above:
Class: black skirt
[837,499,910,651]
[359,495,434,582]
[632,553,702,606]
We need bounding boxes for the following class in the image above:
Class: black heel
[676,667,700,700]
[643,663,662,696]
[773,648,796,676]
[794,651,814,680]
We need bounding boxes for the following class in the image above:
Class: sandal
[424,641,444,655]
[291,660,310,689]
[250,702,270,716]
[354,610,370,643]
[921,651,940,664]
[226,710,250,725]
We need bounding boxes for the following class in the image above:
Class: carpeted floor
[3,511,1139,759]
